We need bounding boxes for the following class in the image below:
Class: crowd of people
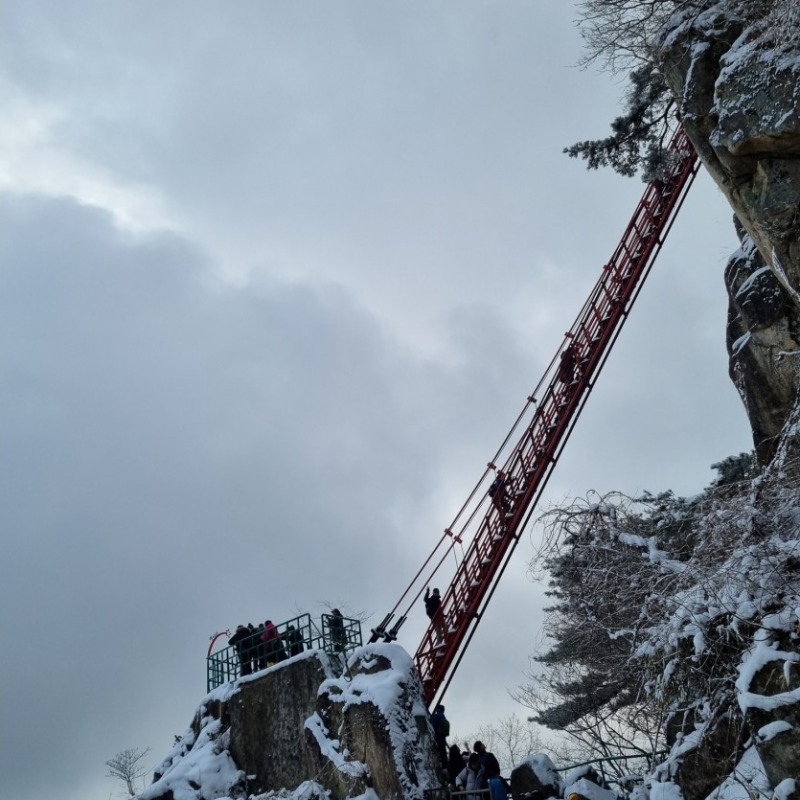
[430,706,507,800]
[228,620,305,675]
[227,610,352,677]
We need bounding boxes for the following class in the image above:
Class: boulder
[738,632,800,787]
[668,714,746,800]
[510,753,562,800]
[139,644,443,800]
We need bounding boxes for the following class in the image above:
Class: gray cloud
[0,3,754,799]
[0,194,538,797]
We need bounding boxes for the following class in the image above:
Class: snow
[732,331,752,356]
[756,720,793,742]
[774,779,797,800]
[315,644,439,799]
[563,777,617,800]
[139,715,243,800]
[736,631,800,713]
[702,745,772,800]
[649,782,684,800]
[305,712,369,779]
[735,266,773,298]
[140,643,439,800]
[523,752,561,789]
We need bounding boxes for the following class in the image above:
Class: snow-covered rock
[509,752,562,800]
[138,644,443,800]
[736,628,800,787]
[563,777,616,800]
[659,1,800,464]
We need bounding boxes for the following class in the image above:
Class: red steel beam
[415,127,699,707]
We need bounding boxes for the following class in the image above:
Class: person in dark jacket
[558,344,576,386]
[447,744,466,788]
[329,609,348,652]
[284,624,304,657]
[429,704,450,768]
[424,588,444,645]
[255,622,267,670]
[424,587,441,619]
[228,624,253,676]
[244,623,260,673]
[473,741,500,790]
[488,472,511,514]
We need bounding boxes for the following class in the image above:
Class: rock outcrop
[607,8,800,797]
[738,628,800,788]
[509,753,562,800]
[658,2,800,463]
[139,644,443,800]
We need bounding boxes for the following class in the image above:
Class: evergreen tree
[563,64,674,179]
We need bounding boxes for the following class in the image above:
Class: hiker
[261,620,287,665]
[488,472,511,514]
[473,741,501,791]
[424,587,444,644]
[455,752,481,799]
[429,704,450,768]
[244,622,260,673]
[329,609,348,652]
[447,744,466,788]
[558,344,576,385]
[227,624,253,676]
[284,624,304,657]
[424,587,441,619]
[255,622,268,670]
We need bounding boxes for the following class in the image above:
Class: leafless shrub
[105,747,152,797]
[522,452,800,771]
[453,713,548,774]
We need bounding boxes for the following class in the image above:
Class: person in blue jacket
[429,703,450,767]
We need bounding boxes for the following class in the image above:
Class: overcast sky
[0,3,754,799]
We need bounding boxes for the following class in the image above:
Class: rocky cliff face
[658,1,800,463]
[640,5,800,797]
[138,645,443,800]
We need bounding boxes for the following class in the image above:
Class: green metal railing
[206,612,363,692]
[558,750,669,794]
[423,750,669,800]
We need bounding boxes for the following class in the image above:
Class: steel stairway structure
[371,127,700,708]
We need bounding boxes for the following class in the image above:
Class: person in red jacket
[260,620,287,665]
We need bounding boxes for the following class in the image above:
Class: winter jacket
[476,750,501,789]
[424,589,441,620]
[455,765,480,797]
[430,710,450,741]
[260,622,287,662]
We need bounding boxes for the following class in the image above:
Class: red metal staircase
[402,127,700,707]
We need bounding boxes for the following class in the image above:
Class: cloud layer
[0,3,753,799]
